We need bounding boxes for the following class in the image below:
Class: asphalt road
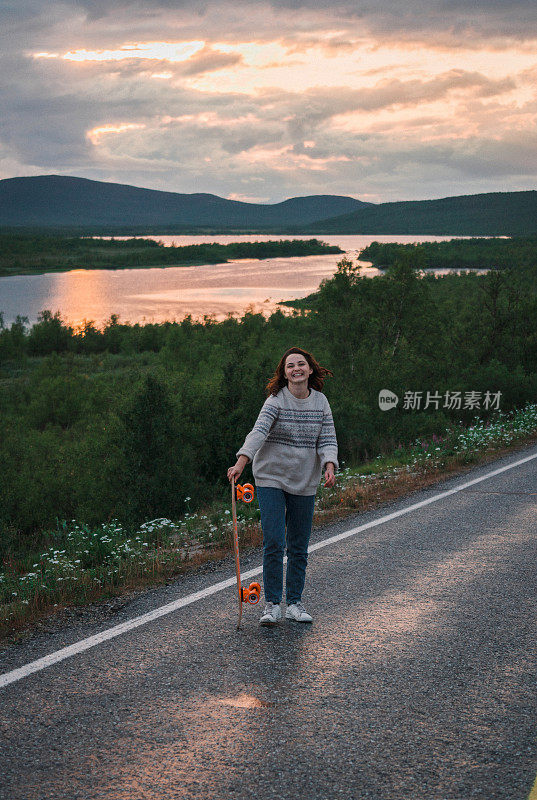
[1,445,537,800]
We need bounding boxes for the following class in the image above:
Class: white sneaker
[259,602,282,625]
[285,602,313,623]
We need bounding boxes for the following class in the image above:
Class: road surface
[1,445,536,799]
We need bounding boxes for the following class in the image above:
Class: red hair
[266,347,333,396]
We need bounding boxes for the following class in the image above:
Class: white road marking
[1,450,536,690]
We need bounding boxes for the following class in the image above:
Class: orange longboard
[231,477,261,628]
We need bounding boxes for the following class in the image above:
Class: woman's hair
[266,347,333,396]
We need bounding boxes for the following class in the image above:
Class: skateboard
[231,477,261,628]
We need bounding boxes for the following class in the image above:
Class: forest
[1,236,536,563]
[300,191,537,235]
[0,234,342,277]
[359,236,537,272]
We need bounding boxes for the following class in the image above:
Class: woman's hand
[227,454,249,483]
[323,462,336,488]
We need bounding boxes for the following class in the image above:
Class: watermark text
[378,389,502,411]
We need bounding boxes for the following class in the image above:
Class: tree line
[0,234,342,276]
[359,236,537,275]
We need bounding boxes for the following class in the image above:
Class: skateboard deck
[232,477,261,628]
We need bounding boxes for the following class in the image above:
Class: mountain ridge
[294,190,537,235]
[1,175,536,234]
[0,175,369,230]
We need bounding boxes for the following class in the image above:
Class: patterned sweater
[236,385,339,495]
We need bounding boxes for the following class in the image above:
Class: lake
[0,234,476,329]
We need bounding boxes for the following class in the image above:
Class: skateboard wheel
[247,583,260,604]
[237,483,255,503]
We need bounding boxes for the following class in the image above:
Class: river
[0,234,478,329]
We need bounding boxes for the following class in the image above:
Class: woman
[227,347,338,625]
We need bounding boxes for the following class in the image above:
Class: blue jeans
[256,486,316,605]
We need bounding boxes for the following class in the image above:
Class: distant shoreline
[0,236,343,278]
[1,259,256,278]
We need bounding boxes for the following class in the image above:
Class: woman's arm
[318,397,338,486]
[226,395,279,482]
[227,454,250,483]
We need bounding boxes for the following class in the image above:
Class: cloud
[250,71,516,143]
[1,0,536,201]
[175,46,243,75]
[7,0,536,53]
[267,0,537,44]
[25,0,537,47]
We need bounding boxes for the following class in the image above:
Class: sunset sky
[2,0,537,203]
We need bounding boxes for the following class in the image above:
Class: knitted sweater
[236,386,338,496]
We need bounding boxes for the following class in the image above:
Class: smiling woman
[228,346,338,624]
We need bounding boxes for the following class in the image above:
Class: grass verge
[2,403,537,641]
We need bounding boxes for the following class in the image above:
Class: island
[0,234,343,277]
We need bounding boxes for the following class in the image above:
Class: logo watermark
[378,390,399,411]
[378,389,502,411]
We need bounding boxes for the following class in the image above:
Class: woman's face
[284,353,313,388]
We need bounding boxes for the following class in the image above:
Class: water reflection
[0,234,479,329]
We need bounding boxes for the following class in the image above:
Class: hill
[0,175,369,231]
[295,191,537,235]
